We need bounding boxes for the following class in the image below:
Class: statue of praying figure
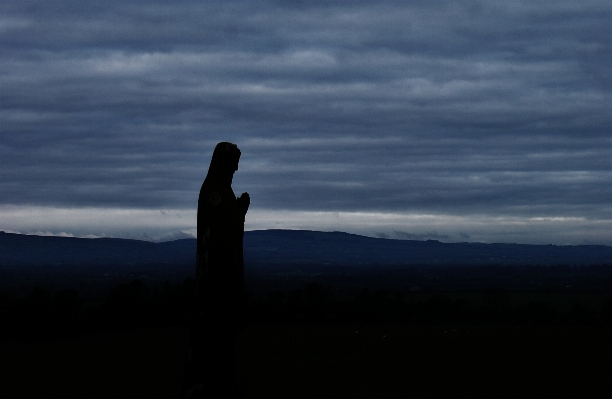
[183,142,250,399]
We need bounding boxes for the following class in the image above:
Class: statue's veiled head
[207,142,241,185]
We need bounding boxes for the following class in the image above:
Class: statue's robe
[183,143,246,399]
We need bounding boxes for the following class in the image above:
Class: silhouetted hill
[244,230,612,266]
[1,230,611,268]
[0,231,193,266]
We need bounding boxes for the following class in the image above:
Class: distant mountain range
[1,230,611,268]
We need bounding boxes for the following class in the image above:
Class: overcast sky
[1,0,611,244]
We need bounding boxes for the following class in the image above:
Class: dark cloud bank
[1,1,611,244]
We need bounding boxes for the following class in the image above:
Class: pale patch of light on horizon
[1,205,611,245]
[0,205,197,241]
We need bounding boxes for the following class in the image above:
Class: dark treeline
[3,259,611,299]
[246,262,612,293]
[246,282,612,325]
[3,262,612,343]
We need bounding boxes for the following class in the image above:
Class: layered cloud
[1,1,611,244]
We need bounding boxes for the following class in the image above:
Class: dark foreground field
[2,323,610,398]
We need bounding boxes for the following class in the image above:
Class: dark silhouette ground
[2,323,610,398]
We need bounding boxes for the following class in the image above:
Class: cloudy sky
[1,0,611,245]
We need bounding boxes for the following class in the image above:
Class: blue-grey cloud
[1,0,611,243]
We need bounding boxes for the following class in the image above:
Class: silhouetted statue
[183,142,250,399]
